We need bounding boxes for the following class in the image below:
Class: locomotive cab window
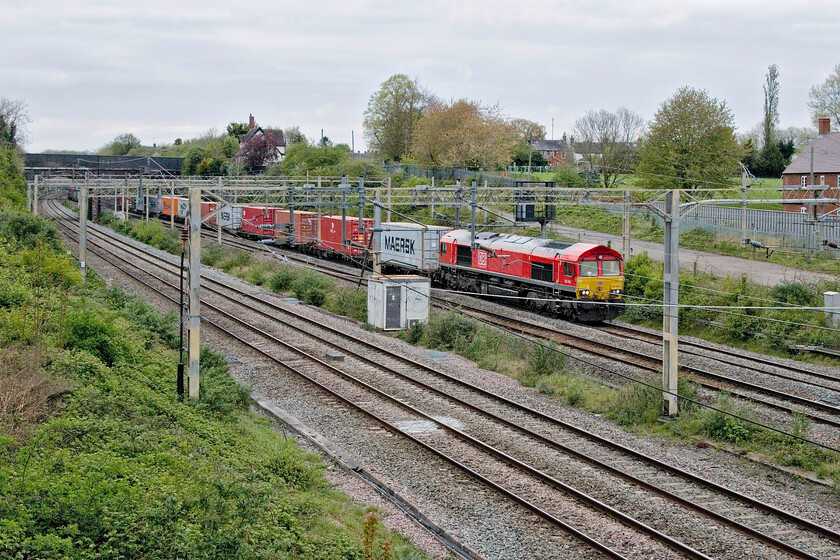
[531,261,553,282]
[440,243,447,255]
[601,258,621,276]
[579,260,599,277]
[563,262,575,277]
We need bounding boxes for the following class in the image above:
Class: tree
[226,122,249,137]
[182,147,204,175]
[236,131,279,170]
[284,126,307,145]
[763,64,780,149]
[573,107,644,188]
[411,99,518,169]
[510,118,546,142]
[363,74,430,162]
[778,126,816,150]
[101,133,142,156]
[0,97,30,147]
[221,136,239,159]
[636,87,741,189]
[512,142,547,167]
[808,63,840,128]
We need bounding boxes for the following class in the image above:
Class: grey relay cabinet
[367,275,431,330]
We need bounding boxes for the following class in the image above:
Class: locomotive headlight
[580,289,590,296]
[611,289,622,295]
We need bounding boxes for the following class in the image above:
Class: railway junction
[30,177,840,559]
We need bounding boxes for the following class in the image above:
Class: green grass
[0,209,431,560]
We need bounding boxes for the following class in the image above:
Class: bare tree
[573,107,644,188]
[763,64,780,149]
[0,97,30,148]
[808,63,840,128]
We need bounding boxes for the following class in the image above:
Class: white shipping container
[218,204,244,229]
[378,222,450,272]
[367,275,431,330]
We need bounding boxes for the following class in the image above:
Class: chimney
[249,114,255,130]
[819,115,831,135]
[562,133,567,143]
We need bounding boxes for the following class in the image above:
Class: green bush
[292,269,334,306]
[325,288,367,322]
[0,209,63,252]
[63,305,131,367]
[527,341,566,377]
[425,311,478,350]
[195,346,251,416]
[606,381,662,426]
[268,267,298,292]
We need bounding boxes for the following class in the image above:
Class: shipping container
[367,275,431,330]
[176,197,190,219]
[241,206,278,237]
[275,210,318,244]
[132,195,163,215]
[218,204,244,230]
[201,201,219,225]
[379,222,450,272]
[319,215,374,256]
[161,196,179,217]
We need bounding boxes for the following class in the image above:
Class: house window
[801,176,807,187]
[820,175,825,185]
[837,176,840,188]
[561,151,566,159]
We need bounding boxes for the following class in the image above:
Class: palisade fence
[384,163,520,187]
[604,203,840,252]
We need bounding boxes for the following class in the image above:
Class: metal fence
[603,202,840,251]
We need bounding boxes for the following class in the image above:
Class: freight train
[105,193,623,322]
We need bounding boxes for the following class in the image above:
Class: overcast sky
[4,0,839,153]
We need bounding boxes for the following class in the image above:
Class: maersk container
[218,204,244,230]
[176,197,190,219]
[133,195,163,215]
[367,275,431,330]
[378,222,450,272]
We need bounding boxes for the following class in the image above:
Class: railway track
[190,224,840,435]
[44,198,840,560]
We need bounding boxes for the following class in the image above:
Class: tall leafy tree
[808,63,840,128]
[636,87,742,189]
[101,133,142,156]
[411,99,518,169]
[573,107,644,188]
[363,74,430,162]
[226,122,249,137]
[763,64,780,149]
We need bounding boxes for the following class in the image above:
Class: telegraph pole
[187,187,202,399]
[622,189,631,261]
[79,173,89,280]
[373,189,382,274]
[741,167,748,245]
[33,175,39,216]
[662,190,680,417]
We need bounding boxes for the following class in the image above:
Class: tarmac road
[545,223,837,287]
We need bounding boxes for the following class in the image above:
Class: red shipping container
[275,210,318,244]
[201,201,218,225]
[318,215,374,256]
[241,206,278,237]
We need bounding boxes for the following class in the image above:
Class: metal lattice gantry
[30,172,840,411]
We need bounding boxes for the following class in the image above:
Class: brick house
[781,116,840,216]
[239,114,286,159]
[530,134,574,167]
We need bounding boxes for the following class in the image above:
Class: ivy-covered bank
[0,162,427,559]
